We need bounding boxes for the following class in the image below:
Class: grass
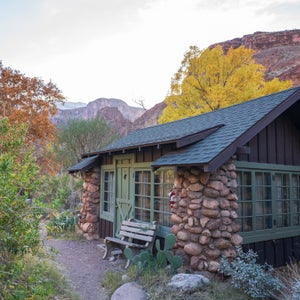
[101,261,300,299]
[0,253,80,300]
[275,260,300,300]
[101,265,250,300]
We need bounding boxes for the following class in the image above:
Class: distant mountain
[53,98,145,134]
[56,101,87,110]
[54,29,300,136]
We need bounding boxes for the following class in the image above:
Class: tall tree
[159,45,293,123]
[0,62,64,172]
[56,117,119,169]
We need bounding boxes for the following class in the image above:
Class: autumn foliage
[0,62,64,173]
[159,45,293,123]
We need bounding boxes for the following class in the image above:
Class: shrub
[124,234,183,276]
[276,260,300,300]
[36,173,82,211]
[218,247,282,299]
[46,210,79,236]
[0,253,79,299]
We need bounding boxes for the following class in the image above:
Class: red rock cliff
[212,29,300,86]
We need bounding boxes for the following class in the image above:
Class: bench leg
[103,240,113,259]
[125,259,131,269]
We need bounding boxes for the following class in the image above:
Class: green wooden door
[115,157,134,235]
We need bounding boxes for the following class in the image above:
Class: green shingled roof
[68,155,99,173]
[86,86,300,171]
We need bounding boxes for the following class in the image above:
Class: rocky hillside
[54,29,300,136]
[211,29,300,86]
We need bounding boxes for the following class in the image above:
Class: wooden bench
[103,219,158,268]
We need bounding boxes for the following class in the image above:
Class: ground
[45,237,125,300]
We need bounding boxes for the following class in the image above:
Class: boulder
[167,273,210,292]
[111,282,147,300]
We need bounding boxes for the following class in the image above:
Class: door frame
[113,154,134,236]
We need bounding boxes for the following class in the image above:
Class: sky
[1,0,299,109]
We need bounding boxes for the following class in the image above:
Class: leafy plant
[155,234,183,274]
[0,253,79,300]
[218,247,282,299]
[124,233,182,275]
[46,210,79,236]
[0,119,41,258]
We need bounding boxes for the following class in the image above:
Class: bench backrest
[119,220,157,246]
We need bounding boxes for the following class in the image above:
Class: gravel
[45,238,126,300]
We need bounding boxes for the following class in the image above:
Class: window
[134,170,151,222]
[134,168,174,228]
[154,169,174,227]
[102,170,115,219]
[236,162,300,243]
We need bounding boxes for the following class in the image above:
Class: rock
[203,187,220,198]
[199,217,210,228]
[171,214,182,224]
[203,198,219,209]
[111,282,147,300]
[177,230,190,241]
[214,238,231,249]
[189,182,203,192]
[231,234,243,246]
[179,198,188,207]
[167,273,210,292]
[208,180,224,191]
[202,208,220,218]
[184,242,202,256]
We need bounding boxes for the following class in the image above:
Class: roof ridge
[133,86,300,133]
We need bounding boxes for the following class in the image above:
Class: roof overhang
[68,155,100,173]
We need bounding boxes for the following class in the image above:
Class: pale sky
[1,0,299,109]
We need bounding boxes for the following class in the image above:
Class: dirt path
[45,238,126,300]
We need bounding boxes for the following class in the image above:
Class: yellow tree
[0,62,64,173]
[159,45,293,123]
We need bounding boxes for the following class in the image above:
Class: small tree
[159,45,293,123]
[56,117,119,168]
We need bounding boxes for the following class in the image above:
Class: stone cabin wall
[170,161,243,272]
[77,167,100,240]
[76,161,243,272]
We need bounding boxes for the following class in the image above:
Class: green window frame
[236,162,300,244]
[100,168,115,221]
[133,166,175,237]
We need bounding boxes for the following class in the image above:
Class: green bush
[218,247,282,299]
[0,254,79,300]
[124,234,183,276]
[36,173,82,211]
[0,120,41,258]
[46,210,79,236]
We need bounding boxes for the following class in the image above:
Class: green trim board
[100,158,175,237]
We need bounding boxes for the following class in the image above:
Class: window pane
[275,173,290,227]
[153,169,174,227]
[103,171,115,213]
[134,171,151,222]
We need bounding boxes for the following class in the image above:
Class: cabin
[69,86,300,271]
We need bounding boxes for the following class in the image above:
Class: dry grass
[275,260,300,300]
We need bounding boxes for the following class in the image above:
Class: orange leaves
[0,62,65,173]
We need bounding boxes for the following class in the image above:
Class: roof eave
[205,87,300,171]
